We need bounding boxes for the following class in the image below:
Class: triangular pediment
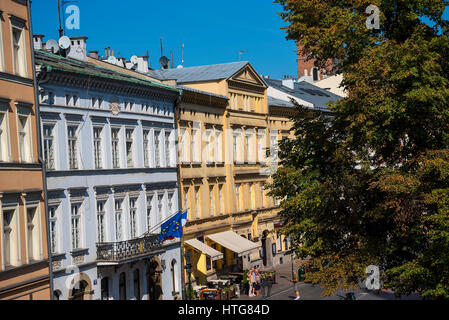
[229,64,267,88]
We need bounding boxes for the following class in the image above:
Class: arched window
[171,260,179,294]
[133,269,141,300]
[119,273,127,300]
[53,290,62,300]
[101,277,110,300]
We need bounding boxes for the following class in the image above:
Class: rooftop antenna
[181,42,184,67]
[238,50,247,61]
[57,0,63,37]
[160,37,164,57]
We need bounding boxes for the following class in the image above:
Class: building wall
[0,0,50,300]
[179,65,282,280]
[37,64,182,300]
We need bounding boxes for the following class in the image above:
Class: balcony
[96,234,165,266]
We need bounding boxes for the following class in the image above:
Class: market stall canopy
[185,239,224,261]
[206,231,261,257]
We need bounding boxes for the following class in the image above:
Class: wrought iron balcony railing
[96,234,163,264]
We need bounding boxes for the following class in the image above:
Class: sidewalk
[236,262,295,301]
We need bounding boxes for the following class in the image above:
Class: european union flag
[159,211,183,243]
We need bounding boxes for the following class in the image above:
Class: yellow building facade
[164,62,285,285]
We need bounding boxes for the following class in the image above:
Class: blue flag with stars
[159,211,183,242]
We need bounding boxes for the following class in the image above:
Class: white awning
[206,231,261,257]
[185,239,224,261]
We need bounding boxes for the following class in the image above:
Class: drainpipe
[174,90,186,300]
[27,0,54,300]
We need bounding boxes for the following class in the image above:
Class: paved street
[237,262,422,301]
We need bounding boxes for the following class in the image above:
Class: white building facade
[35,47,183,300]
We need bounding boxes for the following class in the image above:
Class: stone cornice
[43,69,179,103]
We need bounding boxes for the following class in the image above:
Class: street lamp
[184,250,193,300]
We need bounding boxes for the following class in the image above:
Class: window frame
[70,202,83,250]
[125,127,135,168]
[16,106,33,163]
[67,124,80,170]
[10,18,28,78]
[42,122,56,170]
[111,127,121,169]
[0,104,11,162]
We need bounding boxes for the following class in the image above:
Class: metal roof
[265,78,342,110]
[34,50,181,94]
[177,85,229,100]
[147,61,250,83]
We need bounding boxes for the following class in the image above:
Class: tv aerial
[46,40,60,54]
[58,36,71,50]
[159,56,170,69]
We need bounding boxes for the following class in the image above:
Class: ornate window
[93,127,103,169]
[146,194,154,232]
[67,125,79,169]
[26,206,41,261]
[183,187,189,211]
[18,114,31,162]
[236,184,241,212]
[126,128,134,168]
[165,131,171,167]
[157,194,164,225]
[111,128,120,169]
[43,124,55,170]
[11,24,27,77]
[260,183,265,208]
[96,201,106,243]
[195,187,200,219]
[49,206,58,253]
[168,192,174,215]
[2,209,15,267]
[209,186,214,217]
[143,129,150,168]
[114,199,123,241]
[219,185,223,215]
[0,109,9,162]
[249,184,253,210]
[129,198,138,239]
[154,131,161,168]
[71,203,82,250]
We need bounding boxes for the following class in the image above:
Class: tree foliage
[270,0,449,299]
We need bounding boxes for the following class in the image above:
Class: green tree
[270,0,449,299]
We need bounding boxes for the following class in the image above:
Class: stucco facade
[34,47,183,300]
[0,0,50,300]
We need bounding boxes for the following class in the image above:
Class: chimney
[89,51,98,59]
[104,48,108,58]
[33,34,44,50]
[111,49,115,57]
[136,56,149,73]
[282,78,295,90]
[108,47,111,57]
[67,37,88,62]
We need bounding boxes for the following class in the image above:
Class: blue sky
[30,1,448,80]
[30,0,297,79]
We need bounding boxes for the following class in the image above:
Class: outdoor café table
[193,285,208,298]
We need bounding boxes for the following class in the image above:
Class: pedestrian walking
[254,268,261,296]
[292,270,301,300]
[247,268,256,297]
